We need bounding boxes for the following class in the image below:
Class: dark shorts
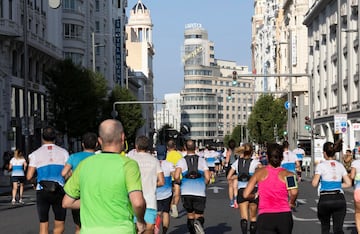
[237,187,259,204]
[11,176,26,183]
[36,190,66,222]
[71,209,81,226]
[257,212,293,234]
[157,195,172,213]
[209,167,215,172]
[181,195,206,214]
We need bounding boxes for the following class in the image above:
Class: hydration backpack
[184,155,202,179]
[237,158,252,182]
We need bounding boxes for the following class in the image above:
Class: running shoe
[11,199,16,205]
[170,204,178,218]
[210,175,215,184]
[229,200,234,208]
[19,199,24,205]
[194,220,205,234]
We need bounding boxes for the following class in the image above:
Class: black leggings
[257,211,293,234]
[317,193,346,234]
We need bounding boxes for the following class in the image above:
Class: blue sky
[127,0,254,100]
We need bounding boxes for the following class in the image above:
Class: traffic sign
[334,114,347,134]
[284,101,290,110]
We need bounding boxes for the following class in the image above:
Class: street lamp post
[91,32,108,72]
[23,0,29,156]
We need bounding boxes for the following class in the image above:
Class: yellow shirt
[166,150,182,166]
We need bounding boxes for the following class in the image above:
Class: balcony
[0,19,21,37]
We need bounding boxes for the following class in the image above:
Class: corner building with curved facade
[181,24,254,146]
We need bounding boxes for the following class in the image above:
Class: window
[9,0,12,20]
[64,0,76,10]
[64,24,83,39]
[0,0,3,18]
[12,51,17,76]
[95,0,100,11]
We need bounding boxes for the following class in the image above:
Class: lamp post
[288,30,293,148]
[23,0,29,157]
[91,32,108,72]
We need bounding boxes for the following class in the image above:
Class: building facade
[126,0,155,137]
[180,24,254,147]
[303,0,360,151]
[0,0,130,163]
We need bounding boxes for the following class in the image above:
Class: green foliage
[230,125,247,145]
[44,59,107,137]
[105,85,144,145]
[247,94,287,144]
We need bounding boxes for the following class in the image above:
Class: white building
[303,0,360,151]
[126,0,155,137]
[154,93,181,131]
[181,23,254,147]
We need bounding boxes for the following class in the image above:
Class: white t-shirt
[128,152,163,210]
[351,159,360,189]
[10,158,26,177]
[176,155,209,197]
[156,160,175,200]
[315,160,347,193]
[231,158,260,188]
[28,144,69,189]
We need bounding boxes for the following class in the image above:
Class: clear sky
[127,0,254,100]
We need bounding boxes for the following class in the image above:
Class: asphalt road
[0,173,357,233]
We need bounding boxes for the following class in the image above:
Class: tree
[44,59,107,138]
[247,94,287,144]
[104,85,144,146]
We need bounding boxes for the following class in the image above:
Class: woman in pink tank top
[243,143,298,234]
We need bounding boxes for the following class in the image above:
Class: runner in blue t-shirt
[61,132,98,234]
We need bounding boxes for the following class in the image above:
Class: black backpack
[237,158,252,182]
[184,155,202,179]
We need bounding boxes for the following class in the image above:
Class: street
[0,174,357,234]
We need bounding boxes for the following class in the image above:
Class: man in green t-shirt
[62,119,146,234]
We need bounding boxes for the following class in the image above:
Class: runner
[227,143,261,234]
[165,139,183,218]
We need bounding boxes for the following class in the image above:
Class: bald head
[98,119,124,150]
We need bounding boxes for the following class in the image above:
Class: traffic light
[232,71,237,86]
[227,88,232,100]
[304,116,311,131]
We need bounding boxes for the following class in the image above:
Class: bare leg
[355,201,360,233]
[19,183,24,200]
[53,220,65,234]
[75,224,80,234]
[12,182,18,201]
[39,222,49,234]
[227,178,234,201]
[144,223,154,234]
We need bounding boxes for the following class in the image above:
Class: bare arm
[350,167,356,180]
[62,194,80,209]
[61,164,72,179]
[26,166,36,181]
[243,173,258,199]
[311,174,321,188]
[288,188,299,208]
[204,169,211,185]
[342,174,352,189]
[174,167,182,184]
[129,190,146,233]
[157,172,165,187]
